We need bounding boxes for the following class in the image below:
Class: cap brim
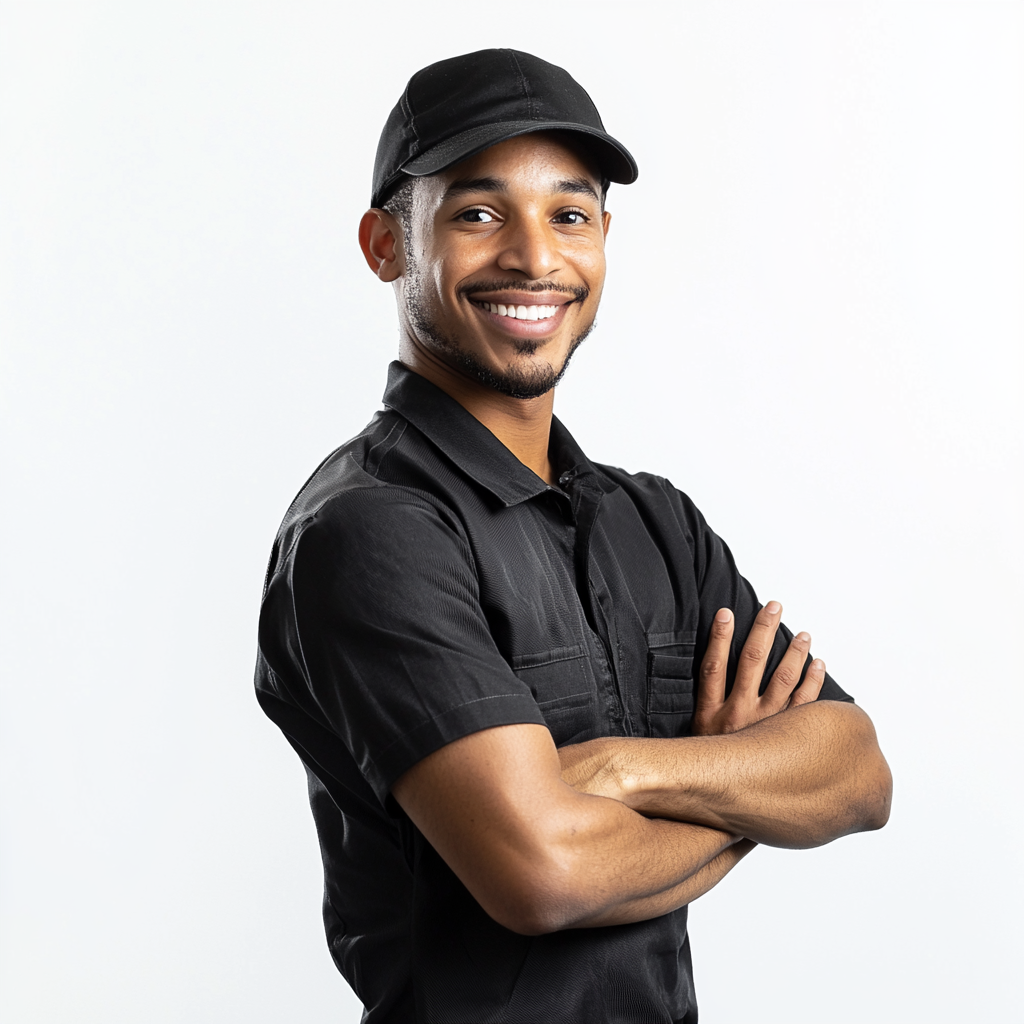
[401,120,638,185]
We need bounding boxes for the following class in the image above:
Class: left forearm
[568,702,891,848]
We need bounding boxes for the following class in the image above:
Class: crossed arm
[392,603,892,936]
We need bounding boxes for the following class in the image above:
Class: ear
[358,209,404,281]
[601,210,611,239]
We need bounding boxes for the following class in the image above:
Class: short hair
[381,176,418,235]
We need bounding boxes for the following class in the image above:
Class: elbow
[860,757,893,832]
[475,855,591,936]
[489,897,565,937]
[829,752,892,843]
[842,705,894,835]
[795,753,893,849]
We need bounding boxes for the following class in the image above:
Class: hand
[692,601,826,736]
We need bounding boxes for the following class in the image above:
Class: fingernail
[715,608,732,623]
[812,658,825,672]
[766,601,781,615]
[796,632,810,643]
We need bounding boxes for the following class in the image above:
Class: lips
[467,295,574,338]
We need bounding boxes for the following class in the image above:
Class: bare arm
[560,701,889,847]
[572,838,757,927]
[392,722,746,935]
[560,604,892,849]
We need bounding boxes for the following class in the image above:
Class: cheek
[430,262,447,304]
[426,251,470,310]
[574,247,606,292]
[569,234,606,269]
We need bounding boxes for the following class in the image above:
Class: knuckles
[699,657,725,682]
[740,645,766,666]
[772,666,798,689]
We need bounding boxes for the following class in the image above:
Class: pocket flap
[647,646,695,717]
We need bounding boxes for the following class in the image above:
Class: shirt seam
[367,692,539,771]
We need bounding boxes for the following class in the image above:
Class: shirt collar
[382,361,610,507]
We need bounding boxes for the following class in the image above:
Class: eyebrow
[441,176,507,203]
[553,177,601,202]
[440,175,601,204]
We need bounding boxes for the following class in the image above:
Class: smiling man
[255,49,891,1023]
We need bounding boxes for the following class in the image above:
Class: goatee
[406,280,594,400]
[425,326,594,400]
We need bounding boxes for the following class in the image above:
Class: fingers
[788,658,826,707]
[762,629,812,710]
[697,607,733,711]
[733,601,783,699]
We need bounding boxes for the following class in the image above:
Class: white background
[2,2,1021,1021]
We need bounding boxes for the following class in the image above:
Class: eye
[457,208,496,223]
[553,209,590,226]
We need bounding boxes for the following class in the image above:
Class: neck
[399,336,557,486]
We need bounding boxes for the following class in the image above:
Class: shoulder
[264,412,468,591]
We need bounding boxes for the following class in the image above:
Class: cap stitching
[400,88,420,156]
[506,49,534,120]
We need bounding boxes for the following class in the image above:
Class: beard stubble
[404,274,595,400]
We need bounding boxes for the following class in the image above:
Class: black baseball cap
[371,49,639,209]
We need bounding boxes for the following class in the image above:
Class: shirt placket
[566,476,633,737]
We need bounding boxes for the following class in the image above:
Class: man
[255,48,891,1023]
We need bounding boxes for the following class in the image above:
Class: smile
[471,300,561,321]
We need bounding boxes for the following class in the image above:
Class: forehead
[424,132,603,202]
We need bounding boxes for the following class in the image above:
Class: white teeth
[480,301,561,321]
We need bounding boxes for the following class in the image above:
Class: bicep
[393,722,744,934]
[391,722,580,933]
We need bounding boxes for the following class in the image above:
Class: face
[387,133,610,399]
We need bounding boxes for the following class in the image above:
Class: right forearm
[569,838,756,928]
[393,723,744,937]
[537,794,739,932]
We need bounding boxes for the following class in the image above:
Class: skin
[358,134,892,936]
[359,133,610,485]
[559,604,892,849]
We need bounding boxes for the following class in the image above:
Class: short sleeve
[683,496,855,705]
[264,486,546,804]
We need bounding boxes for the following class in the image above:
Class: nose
[496,212,563,281]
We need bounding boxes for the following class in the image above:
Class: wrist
[614,739,667,811]
[618,736,721,820]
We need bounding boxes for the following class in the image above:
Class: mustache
[458,279,589,302]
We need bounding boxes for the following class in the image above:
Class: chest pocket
[646,630,696,717]
[511,645,596,747]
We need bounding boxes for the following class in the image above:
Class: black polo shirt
[255,362,852,1024]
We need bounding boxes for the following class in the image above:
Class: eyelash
[553,209,589,225]
[456,207,591,225]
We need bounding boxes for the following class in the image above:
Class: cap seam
[399,88,420,158]
[506,49,534,120]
